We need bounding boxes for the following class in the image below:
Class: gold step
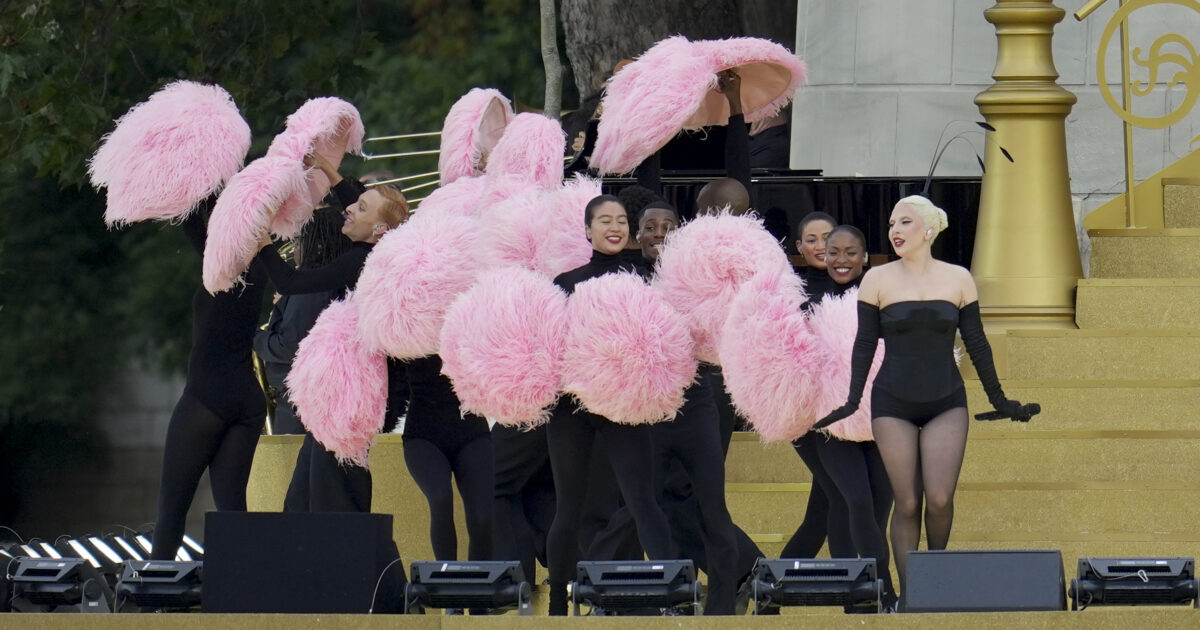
[963,379,1200,431]
[1164,179,1200,228]
[1005,328,1200,380]
[1088,228,1200,279]
[1076,278,1200,329]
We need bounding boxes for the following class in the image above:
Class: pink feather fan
[483,113,566,191]
[417,175,486,219]
[807,289,884,442]
[353,212,483,359]
[440,267,568,427]
[590,36,712,175]
[287,297,387,467]
[265,97,365,237]
[719,267,821,443]
[686,38,808,127]
[202,156,306,294]
[651,211,792,364]
[90,80,251,226]
[439,88,514,185]
[562,273,697,425]
[482,175,597,278]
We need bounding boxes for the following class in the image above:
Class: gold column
[973,0,1083,328]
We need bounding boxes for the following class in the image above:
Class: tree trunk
[540,0,563,119]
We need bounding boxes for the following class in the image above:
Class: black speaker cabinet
[203,512,405,613]
[903,550,1066,612]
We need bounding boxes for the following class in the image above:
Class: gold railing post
[973,0,1084,329]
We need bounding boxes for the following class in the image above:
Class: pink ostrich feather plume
[542,176,601,276]
[481,176,595,279]
[440,267,568,427]
[562,273,697,425]
[719,267,821,443]
[90,80,251,227]
[808,289,884,442]
[417,175,486,219]
[265,97,365,238]
[590,36,714,175]
[687,38,807,127]
[287,297,387,467]
[354,212,483,359]
[477,174,536,221]
[484,112,565,189]
[651,211,793,364]
[439,88,514,185]
[203,156,306,294]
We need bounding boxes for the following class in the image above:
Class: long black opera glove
[812,301,881,430]
[959,301,1021,414]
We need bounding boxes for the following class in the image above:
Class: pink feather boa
[265,97,365,238]
[687,38,808,127]
[439,88,514,185]
[719,267,821,443]
[440,267,568,427]
[807,289,884,442]
[562,273,696,424]
[483,113,565,190]
[651,211,792,364]
[353,212,483,359]
[202,156,306,293]
[90,80,251,226]
[287,297,387,467]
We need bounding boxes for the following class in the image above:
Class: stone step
[963,379,1200,431]
[1075,279,1200,329]
[1163,178,1200,228]
[1005,329,1200,380]
[1088,228,1200,278]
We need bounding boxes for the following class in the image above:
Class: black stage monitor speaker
[203,512,405,613]
[903,550,1066,612]
[750,558,882,612]
[573,560,700,615]
[1070,557,1199,609]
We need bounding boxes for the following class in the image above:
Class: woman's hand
[812,403,856,431]
[717,69,743,116]
[303,151,342,185]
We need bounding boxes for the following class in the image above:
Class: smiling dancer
[814,195,1034,593]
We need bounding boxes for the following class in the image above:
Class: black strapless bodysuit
[871,300,967,426]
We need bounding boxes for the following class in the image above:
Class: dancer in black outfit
[545,195,675,616]
[151,195,268,560]
[401,355,493,562]
[491,422,555,583]
[814,196,1034,595]
[255,152,409,513]
[784,225,897,608]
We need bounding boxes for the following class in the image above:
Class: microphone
[922,121,1014,197]
[974,402,1040,422]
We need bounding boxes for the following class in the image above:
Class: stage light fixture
[748,558,883,614]
[404,560,530,615]
[181,534,205,559]
[36,542,62,559]
[134,534,154,557]
[8,557,114,613]
[1069,557,1199,610]
[572,560,701,616]
[17,544,42,558]
[115,560,203,611]
[108,535,144,561]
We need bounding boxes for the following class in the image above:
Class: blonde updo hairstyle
[896,195,948,242]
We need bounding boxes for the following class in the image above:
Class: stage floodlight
[1070,557,1199,610]
[115,560,203,611]
[748,558,883,613]
[181,534,205,559]
[36,542,62,559]
[8,557,113,613]
[572,560,700,616]
[108,535,144,562]
[404,561,530,615]
[134,535,154,557]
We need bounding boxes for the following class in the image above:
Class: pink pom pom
[417,175,485,219]
[287,297,387,467]
[562,273,696,424]
[808,290,884,442]
[719,267,821,443]
[439,88,514,185]
[203,156,306,293]
[485,113,565,189]
[354,212,483,359]
[90,81,251,226]
[480,177,594,279]
[542,176,600,277]
[687,38,807,127]
[440,267,568,427]
[652,212,793,364]
[265,97,365,237]
[477,175,536,220]
[590,36,713,175]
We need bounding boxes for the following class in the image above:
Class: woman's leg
[917,407,969,551]
[207,410,265,510]
[151,392,228,560]
[403,437,458,560]
[545,406,596,615]
[817,438,895,598]
[451,434,495,561]
[870,416,923,590]
[597,420,673,559]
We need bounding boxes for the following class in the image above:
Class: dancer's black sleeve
[725,113,751,193]
[331,178,366,209]
[812,301,880,429]
[256,245,370,295]
[180,198,215,255]
[635,150,663,197]
[959,301,1010,409]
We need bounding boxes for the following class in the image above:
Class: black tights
[545,405,673,615]
[403,435,494,561]
[782,434,850,558]
[152,391,263,560]
[872,408,969,592]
